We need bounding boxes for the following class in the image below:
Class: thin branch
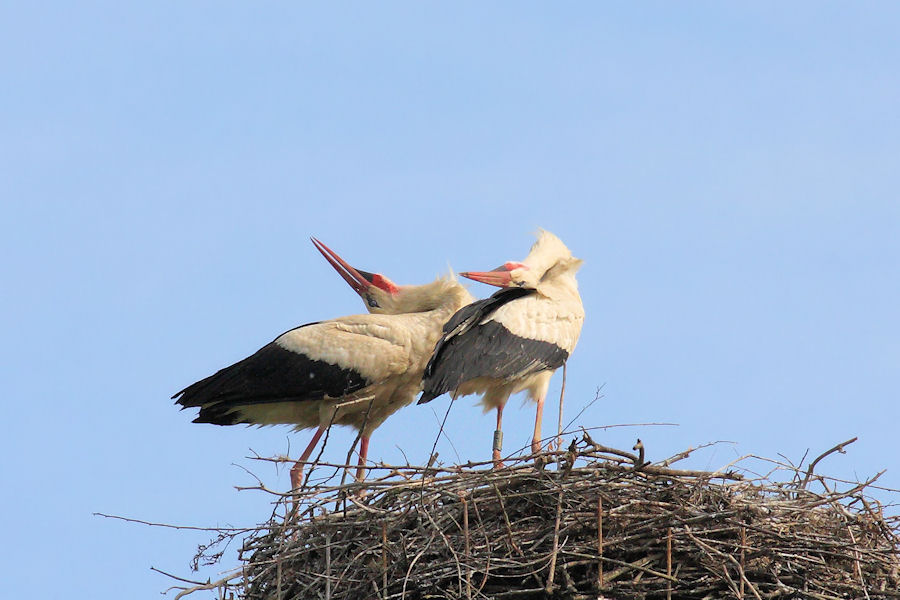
[93,513,250,533]
[800,437,858,490]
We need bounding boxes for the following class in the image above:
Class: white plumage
[420,230,585,466]
[175,239,473,488]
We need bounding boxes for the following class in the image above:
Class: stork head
[311,237,401,314]
[313,237,475,315]
[461,230,583,293]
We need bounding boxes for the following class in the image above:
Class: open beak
[460,265,514,288]
[311,237,375,295]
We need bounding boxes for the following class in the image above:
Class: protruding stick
[597,495,604,589]
[325,532,332,600]
[667,527,673,600]
[800,437,858,489]
[740,527,746,599]
[633,438,646,467]
[462,495,472,599]
[382,523,388,600]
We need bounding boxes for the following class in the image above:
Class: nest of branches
[207,434,898,600]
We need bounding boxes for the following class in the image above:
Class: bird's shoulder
[442,287,534,335]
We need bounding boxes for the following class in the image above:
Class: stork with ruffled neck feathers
[174,239,473,488]
[419,230,585,467]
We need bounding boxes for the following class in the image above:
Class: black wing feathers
[419,287,568,404]
[424,287,533,378]
[173,325,370,425]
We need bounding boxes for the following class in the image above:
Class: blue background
[2,4,897,597]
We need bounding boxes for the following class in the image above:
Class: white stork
[174,239,473,488]
[419,230,584,467]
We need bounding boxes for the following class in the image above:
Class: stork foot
[531,438,542,456]
[350,465,371,498]
[492,449,506,469]
[350,486,370,500]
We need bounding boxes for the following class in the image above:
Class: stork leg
[492,404,505,469]
[532,392,545,455]
[290,426,326,491]
[355,435,370,482]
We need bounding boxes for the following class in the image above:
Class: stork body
[419,231,584,466]
[175,240,473,488]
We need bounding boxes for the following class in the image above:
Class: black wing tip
[192,406,244,426]
[417,391,438,405]
[173,392,204,408]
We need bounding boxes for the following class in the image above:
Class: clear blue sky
[2,3,898,597]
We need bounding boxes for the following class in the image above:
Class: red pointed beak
[461,261,529,288]
[310,237,374,295]
[460,266,514,288]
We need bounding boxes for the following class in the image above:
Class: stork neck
[395,277,473,315]
[536,272,581,302]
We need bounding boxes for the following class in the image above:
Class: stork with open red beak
[419,230,585,467]
[174,239,473,489]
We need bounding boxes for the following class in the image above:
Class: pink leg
[492,405,505,469]
[532,393,545,455]
[355,435,370,482]
[290,426,325,491]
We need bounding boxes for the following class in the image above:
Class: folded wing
[420,287,570,404]
[174,318,410,425]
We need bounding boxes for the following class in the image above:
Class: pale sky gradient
[2,4,898,598]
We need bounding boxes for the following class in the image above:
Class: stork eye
[366,294,380,308]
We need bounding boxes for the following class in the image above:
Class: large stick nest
[212,434,898,599]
